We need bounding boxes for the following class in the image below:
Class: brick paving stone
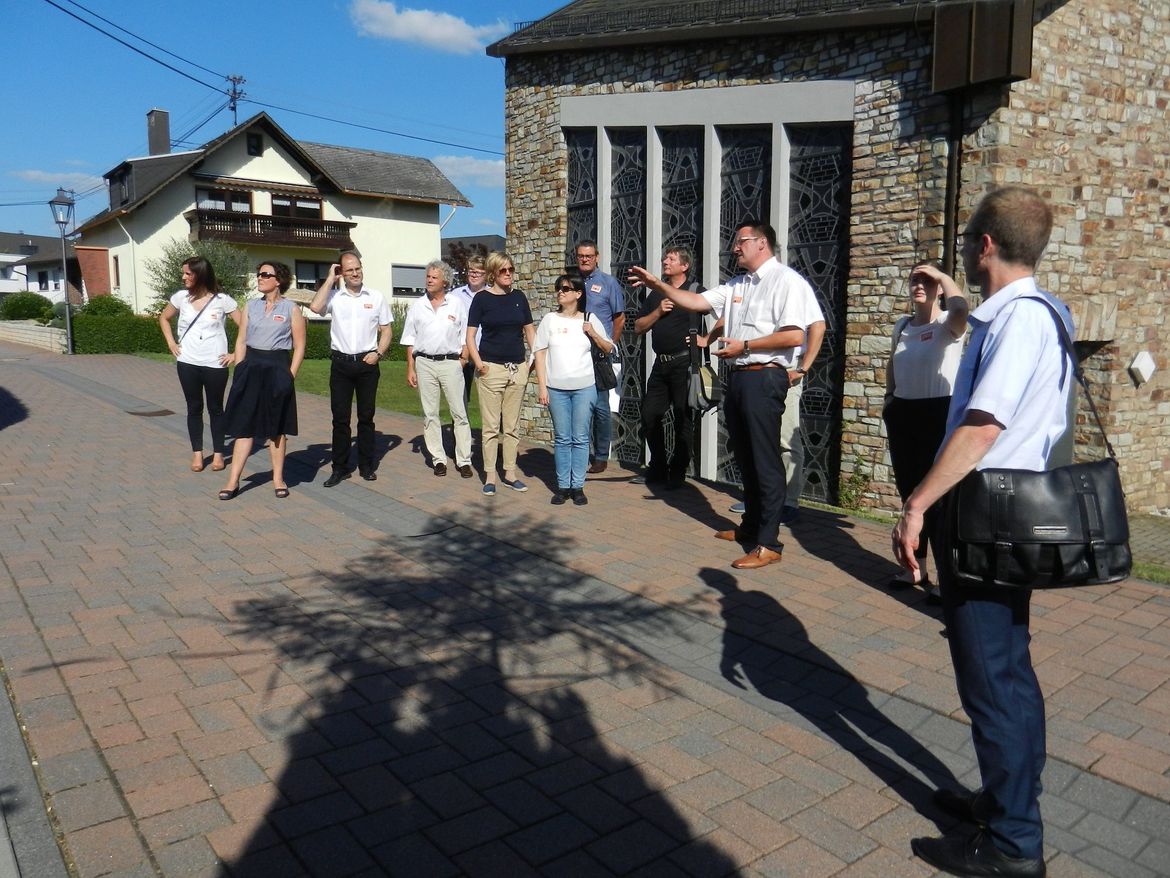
[425,805,519,856]
[586,819,679,873]
[65,818,150,877]
[153,835,221,877]
[752,837,848,878]
[451,840,543,877]
[50,779,127,832]
[505,812,598,866]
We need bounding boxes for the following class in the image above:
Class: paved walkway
[0,341,1167,878]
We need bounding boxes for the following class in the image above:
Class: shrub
[143,238,250,314]
[52,301,70,320]
[0,291,54,321]
[81,295,133,317]
[74,314,170,354]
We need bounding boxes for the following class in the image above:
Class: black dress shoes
[323,470,351,488]
[912,831,1045,877]
[934,788,982,825]
[360,470,377,481]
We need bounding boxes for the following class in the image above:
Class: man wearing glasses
[575,240,626,474]
[310,250,393,486]
[449,254,488,407]
[628,221,810,569]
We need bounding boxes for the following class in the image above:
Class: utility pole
[226,75,247,125]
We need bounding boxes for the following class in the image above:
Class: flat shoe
[482,483,496,496]
[912,830,1045,877]
[502,478,528,492]
[732,546,782,569]
[274,487,290,499]
[933,788,981,825]
[434,463,447,477]
[210,461,226,472]
[587,461,607,474]
[323,470,351,488]
[714,529,741,542]
[459,465,474,479]
[191,462,204,473]
[218,486,239,501]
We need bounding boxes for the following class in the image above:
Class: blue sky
[1,0,561,239]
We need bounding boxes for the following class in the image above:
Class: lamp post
[49,188,75,355]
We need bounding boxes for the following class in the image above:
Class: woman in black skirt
[882,262,968,599]
[219,261,306,499]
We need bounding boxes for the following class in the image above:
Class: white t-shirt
[891,312,966,400]
[400,294,468,355]
[170,291,237,368]
[534,312,610,391]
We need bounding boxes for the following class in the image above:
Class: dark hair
[182,256,219,297]
[910,261,947,310]
[737,219,777,252]
[554,273,586,313]
[966,186,1053,268]
[575,239,599,255]
[664,245,694,271]
[258,260,292,293]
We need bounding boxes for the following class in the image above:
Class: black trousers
[883,395,951,566]
[723,367,790,553]
[642,356,691,477]
[330,357,380,473]
[176,362,229,454]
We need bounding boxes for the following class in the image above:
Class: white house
[0,232,81,303]
[75,110,470,311]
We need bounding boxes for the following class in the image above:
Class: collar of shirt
[748,256,781,285]
[969,275,1038,328]
[338,285,370,298]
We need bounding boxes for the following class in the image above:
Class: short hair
[257,260,292,293]
[664,245,694,270]
[466,255,486,271]
[484,251,515,286]
[737,219,777,252]
[181,256,219,297]
[426,259,454,289]
[575,239,599,255]
[338,249,362,265]
[554,273,586,313]
[966,186,1053,268]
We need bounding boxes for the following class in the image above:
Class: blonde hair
[485,251,516,286]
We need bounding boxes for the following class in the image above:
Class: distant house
[0,232,82,304]
[488,0,1169,513]
[75,110,470,311]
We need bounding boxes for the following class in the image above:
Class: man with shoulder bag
[893,187,1078,878]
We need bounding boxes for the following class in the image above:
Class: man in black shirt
[633,246,703,488]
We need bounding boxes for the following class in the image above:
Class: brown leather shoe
[587,460,608,474]
[714,530,741,542]
[732,546,782,569]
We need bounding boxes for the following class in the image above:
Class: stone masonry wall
[503,0,1169,511]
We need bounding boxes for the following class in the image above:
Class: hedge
[0,291,54,321]
[72,309,409,359]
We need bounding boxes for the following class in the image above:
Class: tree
[143,238,251,313]
[444,240,489,286]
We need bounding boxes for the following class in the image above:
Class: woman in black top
[466,252,535,496]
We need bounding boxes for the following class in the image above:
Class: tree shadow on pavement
[700,566,959,825]
[220,517,741,876]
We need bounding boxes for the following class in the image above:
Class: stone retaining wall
[0,321,67,354]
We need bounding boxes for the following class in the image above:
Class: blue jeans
[548,386,596,489]
[590,390,612,461]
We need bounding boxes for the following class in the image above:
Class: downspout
[942,91,963,275]
[114,217,140,312]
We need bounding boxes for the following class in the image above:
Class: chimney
[147,109,170,155]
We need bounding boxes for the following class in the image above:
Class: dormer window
[119,172,131,205]
[247,133,263,156]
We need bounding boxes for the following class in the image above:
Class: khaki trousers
[477,360,529,478]
[416,356,472,468]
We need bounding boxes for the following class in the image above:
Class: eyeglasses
[576,253,597,261]
[342,268,363,274]
[256,271,277,279]
[497,267,515,274]
[467,270,486,277]
[734,236,761,246]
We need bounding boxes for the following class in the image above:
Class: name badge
[590,284,602,293]
[363,302,373,309]
[447,314,457,322]
[273,314,286,322]
[921,330,933,342]
[208,310,221,321]
[733,296,743,304]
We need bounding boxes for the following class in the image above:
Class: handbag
[950,295,1131,589]
[585,313,617,391]
[687,326,722,412]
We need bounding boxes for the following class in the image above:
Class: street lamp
[49,188,75,355]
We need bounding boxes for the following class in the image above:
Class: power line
[38,0,227,97]
[240,99,505,157]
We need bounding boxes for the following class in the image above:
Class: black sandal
[274,487,290,499]
[218,486,239,501]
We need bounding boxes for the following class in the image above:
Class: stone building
[488,0,1168,513]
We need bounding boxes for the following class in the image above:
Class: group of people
[162,186,1066,877]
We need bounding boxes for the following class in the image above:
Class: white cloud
[433,155,504,189]
[473,217,501,229]
[11,169,103,190]
[350,0,510,55]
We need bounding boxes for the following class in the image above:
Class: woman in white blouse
[534,274,613,506]
[159,257,241,473]
[883,262,968,599]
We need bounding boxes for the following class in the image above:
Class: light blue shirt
[582,269,625,337]
[945,276,1074,471]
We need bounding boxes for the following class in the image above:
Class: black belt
[331,350,375,362]
[654,351,688,363]
[414,352,461,361]
[731,362,783,372]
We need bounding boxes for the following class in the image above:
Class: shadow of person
[220,517,741,876]
[699,566,958,823]
[641,478,731,532]
[0,386,29,432]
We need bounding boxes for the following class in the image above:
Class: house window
[272,196,322,219]
[37,271,49,291]
[196,188,251,213]
[118,173,131,205]
[392,265,427,297]
[246,133,263,156]
[295,261,333,291]
[112,255,120,288]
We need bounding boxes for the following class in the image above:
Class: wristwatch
[794,366,807,375]
[743,339,751,354]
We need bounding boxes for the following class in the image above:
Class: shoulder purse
[584,313,617,391]
[687,323,722,413]
[950,296,1131,589]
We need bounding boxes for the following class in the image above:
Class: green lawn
[137,353,481,429]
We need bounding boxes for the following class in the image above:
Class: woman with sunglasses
[534,275,613,505]
[219,262,306,500]
[159,256,241,473]
[466,252,536,496]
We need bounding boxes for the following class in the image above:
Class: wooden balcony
[185,209,356,250]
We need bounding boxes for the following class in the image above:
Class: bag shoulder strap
[892,315,911,349]
[177,294,218,344]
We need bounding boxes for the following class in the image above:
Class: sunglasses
[557,286,576,293]
[497,266,515,274]
[257,271,278,279]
